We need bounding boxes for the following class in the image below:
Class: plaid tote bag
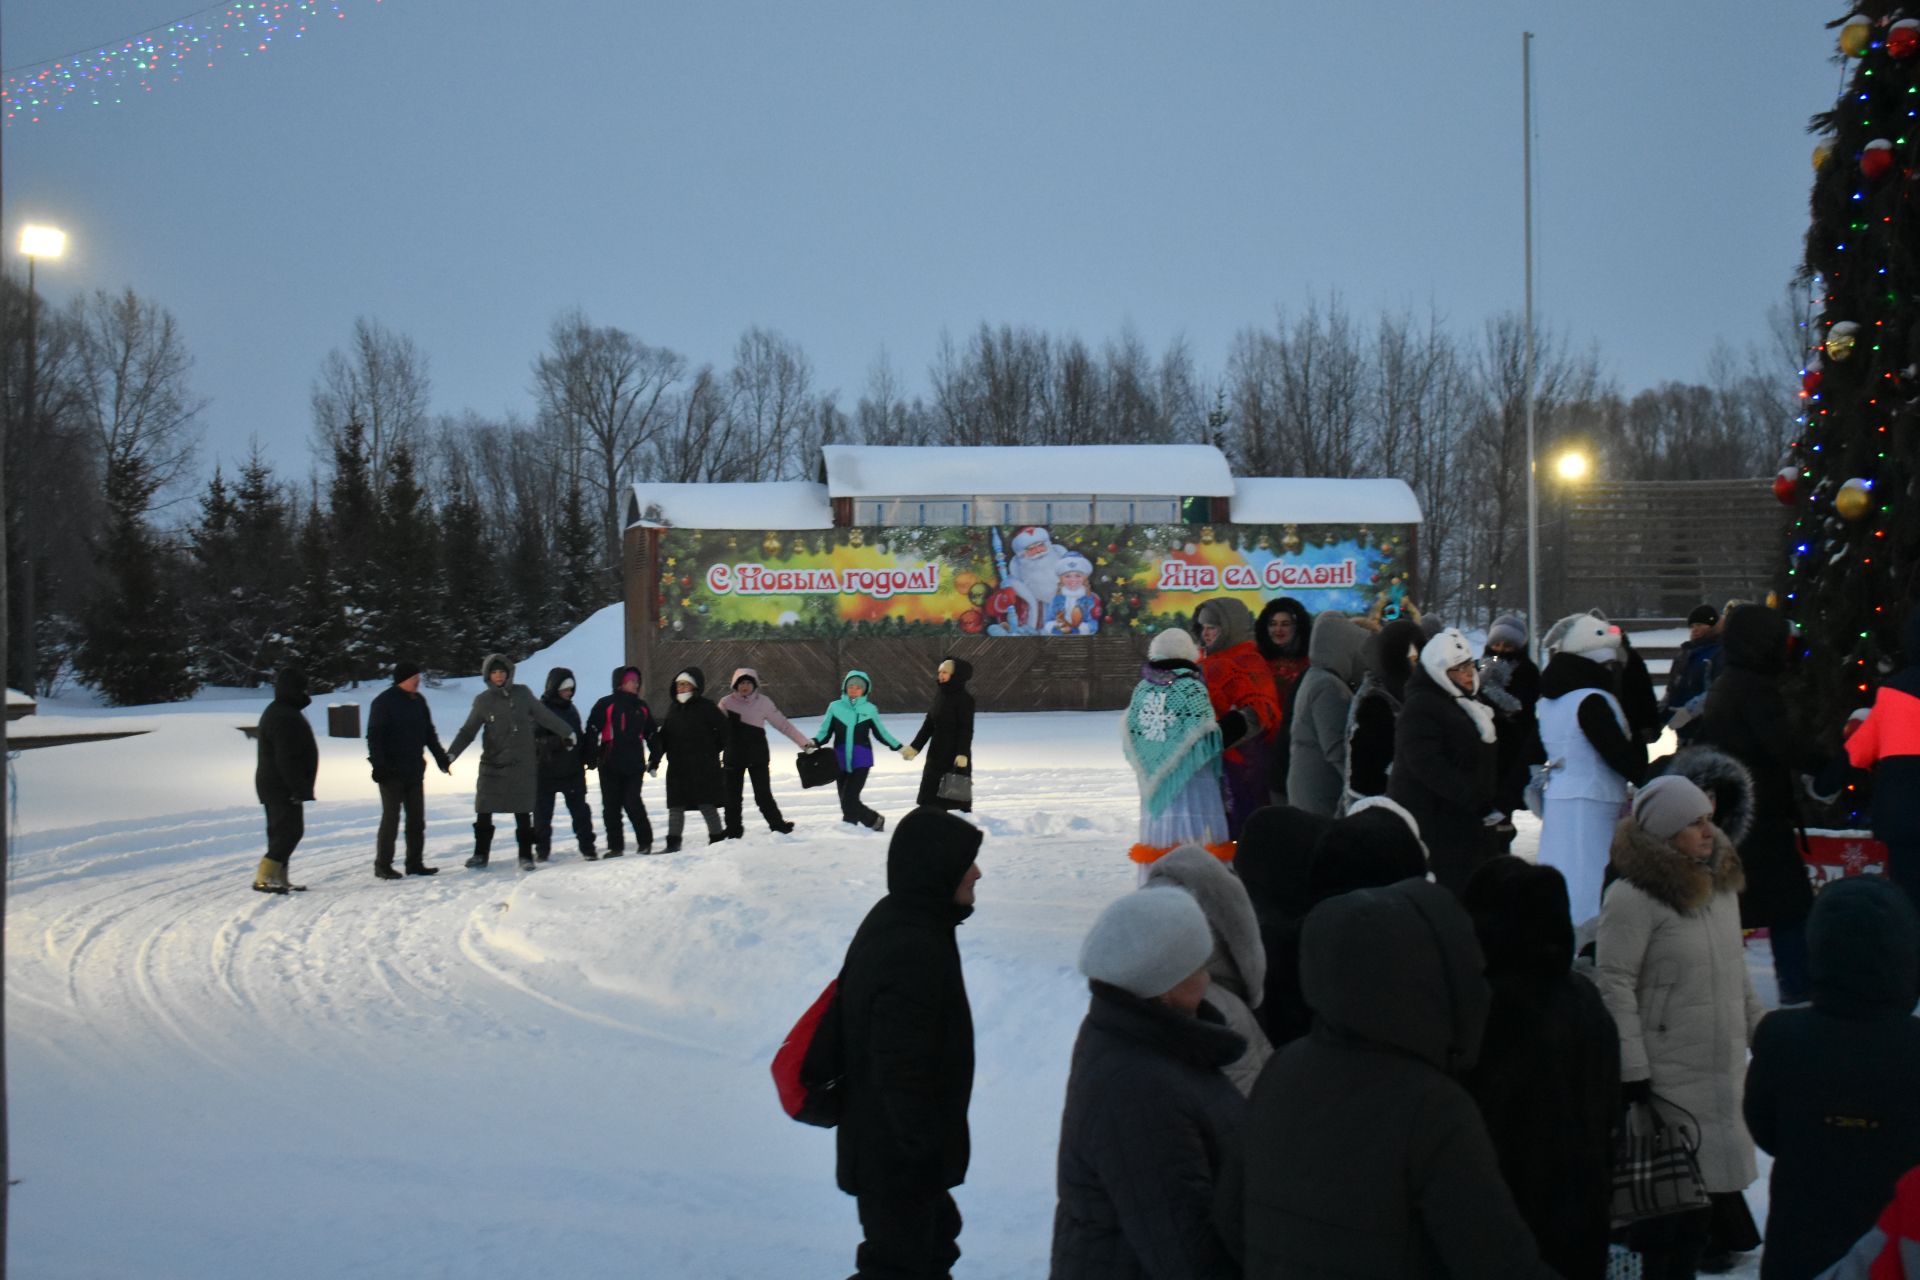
[1609,1098,1710,1229]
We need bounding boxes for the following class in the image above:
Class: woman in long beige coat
[1597,774,1766,1279]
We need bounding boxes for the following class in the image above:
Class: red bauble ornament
[1862,139,1896,180]
[1891,19,1920,58]
[1773,467,1800,506]
[958,608,984,634]
[1802,368,1824,396]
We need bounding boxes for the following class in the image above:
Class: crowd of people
[248,654,976,887]
[820,600,1920,1279]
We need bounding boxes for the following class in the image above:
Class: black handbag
[935,771,972,804]
[1609,1098,1709,1229]
[796,748,837,789]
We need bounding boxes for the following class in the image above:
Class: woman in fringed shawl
[1123,628,1231,884]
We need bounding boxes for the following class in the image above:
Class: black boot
[465,821,493,869]
[663,835,683,854]
[374,864,404,881]
[864,812,887,833]
[516,822,537,871]
[404,859,439,876]
[580,836,598,862]
[708,830,726,845]
[769,819,795,834]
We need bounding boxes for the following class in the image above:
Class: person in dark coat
[1661,605,1726,743]
[365,660,451,879]
[447,654,577,871]
[532,667,596,862]
[835,807,983,1279]
[1256,597,1313,804]
[1051,888,1246,1279]
[1844,603,1920,910]
[253,665,319,894]
[1745,875,1920,1280]
[1463,856,1621,1280]
[1304,796,1430,904]
[1694,604,1834,1004]
[1617,624,1666,746]
[649,667,727,853]
[1232,804,1332,1045]
[1214,878,1558,1278]
[584,666,658,857]
[1345,616,1421,806]
[715,667,809,837]
[1388,628,1499,895]
[905,657,976,812]
[1479,613,1544,833]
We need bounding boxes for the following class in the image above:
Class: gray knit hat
[1486,614,1528,650]
[1148,627,1200,663]
[1079,888,1214,999]
[1632,775,1714,841]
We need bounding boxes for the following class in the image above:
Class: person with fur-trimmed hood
[1123,629,1231,880]
[1843,601,1920,910]
[532,666,596,861]
[1463,856,1622,1280]
[1596,774,1766,1279]
[715,667,808,838]
[1389,628,1500,895]
[448,654,578,871]
[1215,877,1559,1278]
[904,657,976,813]
[1256,597,1313,800]
[1144,844,1274,1096]
[585,666,659,856]
[1286,612,1369,817]
[650,667,728,852]
[1536,612,1646,923]
[1052,888,1246,1279]
[1193,597,1284,840]
[1345,616,1422,809]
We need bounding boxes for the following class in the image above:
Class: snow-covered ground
[5,613,1775,1276]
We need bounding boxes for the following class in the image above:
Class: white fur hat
[1543,611,1622,662]
[1058,553,1093,577]
[1010,526,1052,553]
[1148,628,1200,663]
[1079,888,1214,999]
[1419,628,1478,695]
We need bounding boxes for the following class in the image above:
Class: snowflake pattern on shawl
[1122,665,1224,817]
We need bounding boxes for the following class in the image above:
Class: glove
[953,754,968,769]
[648,763,660,776]
[901,745,920,761]
[438,761,452,775]
[1621,1078,1653,1106]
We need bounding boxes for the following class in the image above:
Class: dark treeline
[1,278,1794,704]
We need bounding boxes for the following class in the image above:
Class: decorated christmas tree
[1783,6,1920,814]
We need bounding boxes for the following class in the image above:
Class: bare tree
[532,309,685,562]
[310,317,431,480]
[725,326,814,479]
[1225,297,1367,476]
[856,348,932,446]
[73,288,205,518]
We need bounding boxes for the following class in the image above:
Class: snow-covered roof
[1230,477,1423,525]
[820,444,1235,498]
[626,481,832,530]
[7,688,34,706]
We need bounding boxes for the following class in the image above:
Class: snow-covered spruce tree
[371,443,444,672]
[288,501,355,692]
[1784,7,1920,820]
[326,416,381,681]
[75,509,198,705]
[556,482,603,631]
[436,478,496,675]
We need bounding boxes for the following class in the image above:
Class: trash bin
[327,703,361,739]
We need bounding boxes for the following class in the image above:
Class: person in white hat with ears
[1535,613,1646,924]
[1123,629,1231,882]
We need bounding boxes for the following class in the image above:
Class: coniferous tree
[75,512,198,704]
[327,416,380,680]
[1784,5,1920,822]
[289,501,354,691]
[372,443,443,672]
[556,481,602,630]
[438,479,495,674]
[231,447,297,680]
[507,504,552,655]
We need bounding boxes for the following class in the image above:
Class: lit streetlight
[1554,450,1591,483]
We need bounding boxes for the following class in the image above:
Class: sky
[0,1,1844,478]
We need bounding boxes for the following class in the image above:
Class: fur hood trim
[1649,744,1757,848]
[1608,817,1745,913]
[1143,844,1267,1006]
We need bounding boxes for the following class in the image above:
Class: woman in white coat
[1536,612,1647,923]
[1597,775,1766,1280]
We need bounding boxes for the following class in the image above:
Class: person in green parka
[448,653,577,870]
[810,669,905,832]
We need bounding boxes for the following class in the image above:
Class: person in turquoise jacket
[811,670,904,832]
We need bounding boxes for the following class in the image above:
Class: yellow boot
[253,857,289,894]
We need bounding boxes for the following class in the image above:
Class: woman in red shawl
[1193,597,1283,839]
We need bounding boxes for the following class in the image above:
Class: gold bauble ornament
[1827,321,1862,361]
[1835,477,1874,521]
[1841,16,1873,57]
[1814,139,1835,171]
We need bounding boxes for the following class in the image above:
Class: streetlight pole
[1522,31,1540,656]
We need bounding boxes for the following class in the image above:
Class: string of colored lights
[1,0,385,127]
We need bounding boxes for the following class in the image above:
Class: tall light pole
[4,219,64,1276]
[14,224,64,702]
[1522,32,1540,655]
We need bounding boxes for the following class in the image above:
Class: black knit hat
[393,660,422,685]
[1687,604,1719,628]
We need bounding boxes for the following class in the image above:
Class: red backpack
[772,978,845,1127]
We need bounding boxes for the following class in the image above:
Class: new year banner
[653,523,1415,639]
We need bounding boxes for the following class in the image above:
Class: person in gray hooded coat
[448,653,576,870]
[1286,612,1369,817]
[1143,843,1273,1096]
[1214,878,1558,1278]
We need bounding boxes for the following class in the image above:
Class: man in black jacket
[366,660,451,879]
[254,666,319,894]
[584,666,656,856]
[835,807,982,1278]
